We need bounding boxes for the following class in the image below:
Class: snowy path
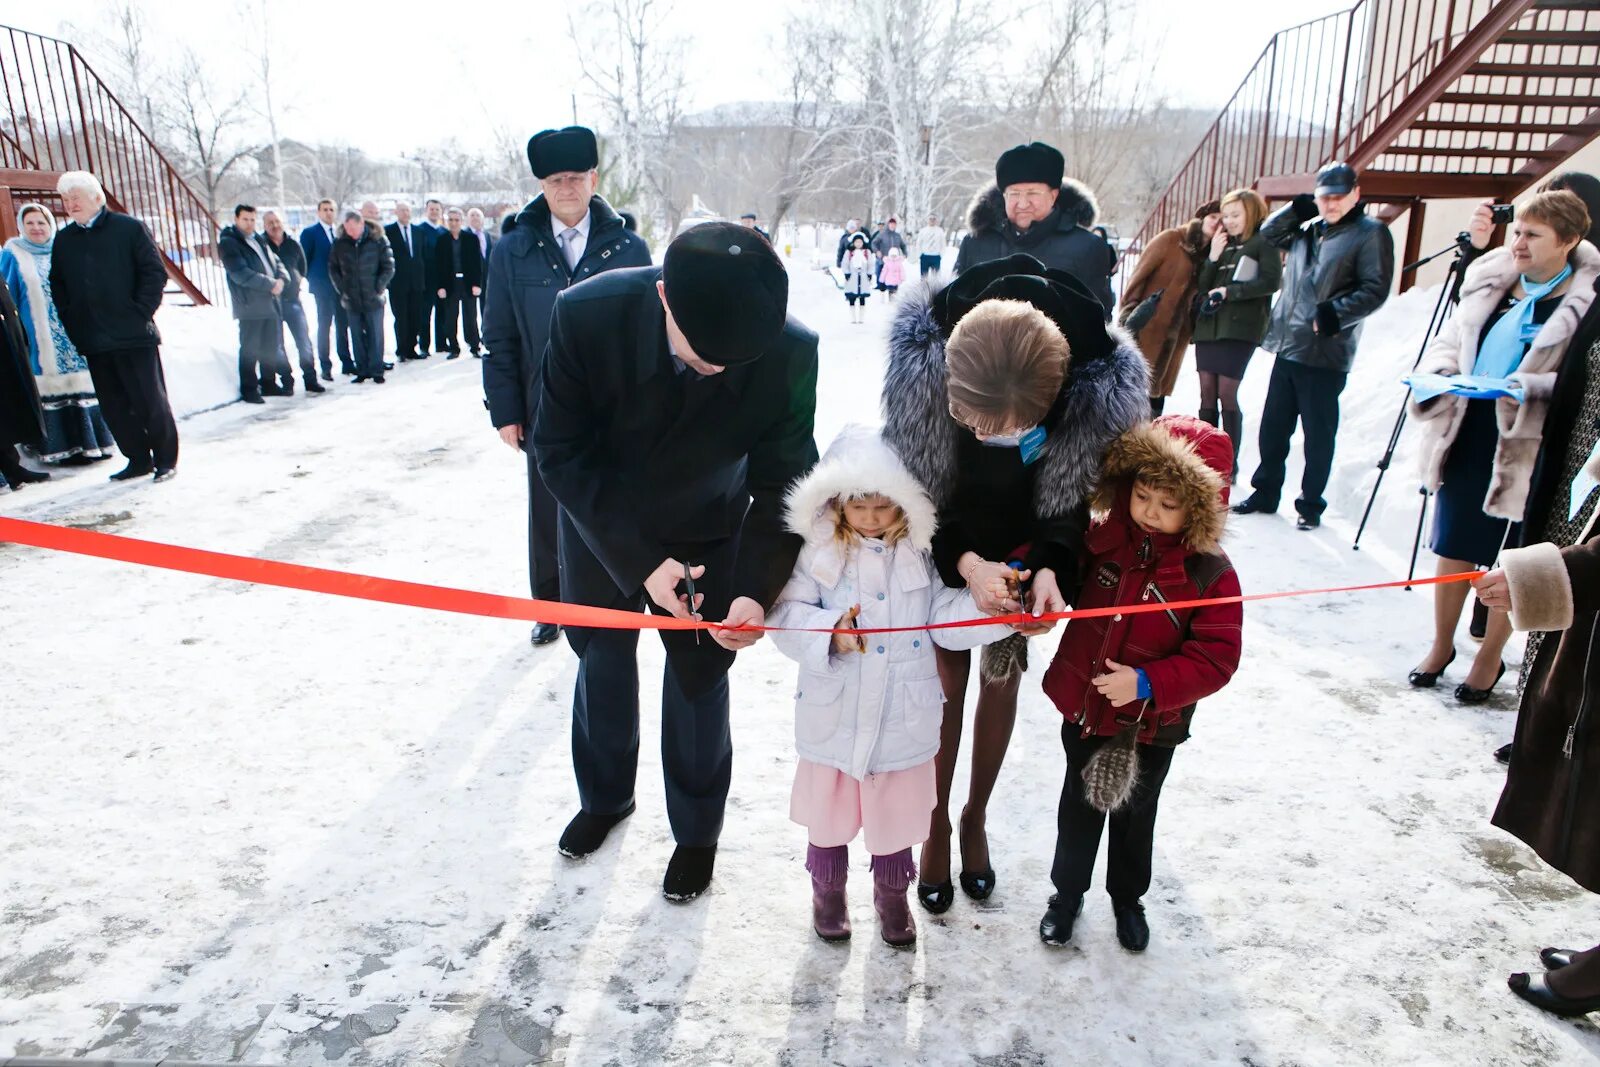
[3,267,1600,1066]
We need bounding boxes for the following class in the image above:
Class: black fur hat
[663,221,788,366]
[930,253,1111,363]
[527,126,598,179]
[995,142,1065,191]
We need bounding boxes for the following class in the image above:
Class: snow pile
[151,300,248,417]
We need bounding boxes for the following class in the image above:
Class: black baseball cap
[1315,161,1358,197]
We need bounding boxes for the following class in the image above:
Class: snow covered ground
[3,264,1600,1066]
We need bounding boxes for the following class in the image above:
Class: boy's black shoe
[557,802,634,858]
[1231,495,1275,515]
[1113,898,1150,952]
[1039,893,1083,946]
[1296,512,1321,531]
[663,844,717,902]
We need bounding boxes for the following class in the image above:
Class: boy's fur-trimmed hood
[966,178,1100,236]
[1093,415,1233,554]
[783,424,938,553]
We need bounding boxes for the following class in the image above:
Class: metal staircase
[0,24,226,306]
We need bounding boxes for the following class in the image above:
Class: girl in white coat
[769,425,1010,947]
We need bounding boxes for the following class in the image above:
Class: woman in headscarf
[0,203,116,465]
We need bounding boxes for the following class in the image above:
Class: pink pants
[789,758,936,855]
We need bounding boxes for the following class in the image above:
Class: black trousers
[1051,723,1176,903]
[525,442,561,602]
[83,346,179,471]
[237,316,280,397]
[919,253,941,277]
[312,291,349,375]
[560,516,738,846]
[1248,356,1348,518]
[390,286,427,358]
[435,283,480,353]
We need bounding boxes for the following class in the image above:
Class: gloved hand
[1291,193,1319,223]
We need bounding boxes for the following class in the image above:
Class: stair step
[1495,30,1600,45]
[1467,62,1600,77]
[1438,91,1600,105]
[1380,145,1568,158]
[1411,120,1575,133]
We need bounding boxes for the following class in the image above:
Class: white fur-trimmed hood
[783,424,938,553]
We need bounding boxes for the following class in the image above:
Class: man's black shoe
[153,468,177,484]
[373,375,386,384]
[1495,742,1512,765]
[109,463,153,481]
[557,802,635,858]
[531,623,561,646]
[1112,898,1150,952]
[1039,893,1083,946]
[1296,512,1321,531]
[306,379,326,394]
[1231,495,1275,515]
[242,393,266,404]
[321,370,335,382]
[663,844,718,902]
[383,361,395,370]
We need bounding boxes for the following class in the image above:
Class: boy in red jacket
[1039,414,1244,952]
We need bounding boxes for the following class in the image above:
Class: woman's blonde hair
[1219,188,1268,237]
[945,299,1069,434]
[828,493,910,547]
[1519,189,1591,246]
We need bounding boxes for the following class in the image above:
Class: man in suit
[417,198,446,355]
[432,207,483,358]
[385,201,428,361]
[467,207,494,324]
[534,221,818,902]
[482,125,652,648]
[298,198,349,377]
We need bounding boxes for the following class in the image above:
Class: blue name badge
[1019,426,1047,465]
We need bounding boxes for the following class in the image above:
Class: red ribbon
[0,516,1485,634]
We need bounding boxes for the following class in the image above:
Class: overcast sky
[6,0,1351,159]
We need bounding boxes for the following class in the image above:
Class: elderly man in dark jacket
[219,204,288,404]
[48,170,179,482]
[1232,162,1395,529]
[482,125,652,646]
[262,211,323,395]
[534,222,818,903]
[953,142,1116,318]
[328,211,396,384]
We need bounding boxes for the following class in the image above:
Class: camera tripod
[1351,231,1475,587]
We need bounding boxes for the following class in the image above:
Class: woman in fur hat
[769,425,1010,948]
[1039,415,1243,952]
[882,252,1150,913]
[1117,200,1221,417]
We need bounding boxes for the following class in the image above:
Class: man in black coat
[218,204,288,404]
[263,210,324,394]
[0,280,48,491]
[328,211,396,384]
[534,222,818,902]
[482,125,653,646]
[953,142,1117,319]
[432,207,484,358]
[48,170,179,482]
[385,201,429,361]
[418,199,446,355]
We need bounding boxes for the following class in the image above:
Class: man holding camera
[1233,161,1395,530]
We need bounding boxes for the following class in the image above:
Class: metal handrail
[0,23,226,305]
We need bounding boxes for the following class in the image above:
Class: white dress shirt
[555,211,592,271]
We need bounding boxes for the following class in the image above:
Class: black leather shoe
[373,375,386,384]
[1295,512,1321,531]
[917,880,955,914]
[242,392,266,404]
[152,468,177,484]
[1409,648,1457,688]
[352,375,369,384]
[320,370,335,382]
[1113,898,1150,952]
[306,379,326,394]
[530,623,561,646]
[1456,661,1506,704]
[1508,970,1600,1016]
[556,802,635,858]
[383,361,395,370]
[1495,743,1513,766]
[663,844,717,902]
[1039,893,1083,946]
[1542,947,1581,970]
[109,463,153,481]
[1231,495,1275,515]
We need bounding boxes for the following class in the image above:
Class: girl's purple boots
[807,843,851,942]
[872,849,917,948]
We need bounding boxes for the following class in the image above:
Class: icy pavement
[4,266,1600,1066]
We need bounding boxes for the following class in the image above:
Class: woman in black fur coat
[882,253,1149,912]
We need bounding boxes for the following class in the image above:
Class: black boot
[1112,898,1150,952]
[1197,406,1219,427]
[663,844,718,902]
[556,801,635,858]
[1221,410,1243,483]
[1039,893,1083,946]
[0,445,50,485]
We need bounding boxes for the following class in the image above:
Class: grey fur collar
[881,280,1150,519]
[965,179,1100,236]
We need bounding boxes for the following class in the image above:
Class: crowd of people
[4,120,1600,1023]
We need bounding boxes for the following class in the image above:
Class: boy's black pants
[1051,722,1176,902]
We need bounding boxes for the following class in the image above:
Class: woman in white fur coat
[1407,190,1599,703]
[768,425,1010,948]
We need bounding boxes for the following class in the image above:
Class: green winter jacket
[1192,229,1282,346]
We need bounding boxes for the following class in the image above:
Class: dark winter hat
[995,142,1065,191]
[1314,161,1358,197]
[1193,199,1221,219]
[663,221,788,366]
[932,253,1112,363]
[527,126,599,179]
[740,212,758,221]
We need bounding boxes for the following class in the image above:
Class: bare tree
[310,146,377,213]
[165,49,258,223]
[240,0,292,213]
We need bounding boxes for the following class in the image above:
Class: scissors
[684,561,700,644]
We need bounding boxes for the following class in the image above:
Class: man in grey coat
[218,204,286,404]
[1233,161,1396,530]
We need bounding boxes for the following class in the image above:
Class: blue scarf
[1472,263,1572,378]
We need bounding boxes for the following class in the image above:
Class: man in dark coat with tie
[482,125,652,646]
[432,207,484,358]
[417,199,446,356]
[534,221,819,902]
[298,198,349,378]
[385,201,429,361]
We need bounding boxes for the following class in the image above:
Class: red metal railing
[1124,0,1533,264]
[0,24,225,306]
